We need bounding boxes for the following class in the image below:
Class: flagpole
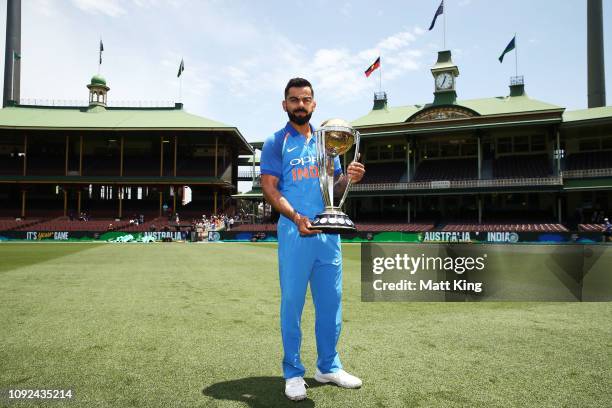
[378,56,382,93]
[98,38,102,75]
[179,76,183,102]
[443,0,446,49]
[514,32,518,77]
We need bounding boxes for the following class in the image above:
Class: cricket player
[260,78,366,401]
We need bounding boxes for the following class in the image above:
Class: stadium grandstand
[236,50,612,240]
[344,53,612,234]
[0,74,253,233]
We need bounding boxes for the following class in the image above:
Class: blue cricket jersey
[260,122,342,220]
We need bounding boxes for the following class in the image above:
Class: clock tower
[431,50,459,105]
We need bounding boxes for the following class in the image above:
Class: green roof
[90,75,107,86]
[352,95,563,127]
[0,104,254,154]
[0,105,233,130]
[352,105,420,127]
[562,106,612,123]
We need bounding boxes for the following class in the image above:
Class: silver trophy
[310,118,360,234]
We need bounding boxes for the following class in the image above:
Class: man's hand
[293,212,322,235]
[346,160,365,183]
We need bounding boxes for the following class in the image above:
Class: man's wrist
[291,210,301,224]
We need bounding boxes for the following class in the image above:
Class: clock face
[435,72,454,90]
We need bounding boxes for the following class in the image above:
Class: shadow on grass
[203,377,325,407]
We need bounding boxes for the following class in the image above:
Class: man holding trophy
[261,78,366,401]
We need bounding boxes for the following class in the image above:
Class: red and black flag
[364,56,381,77]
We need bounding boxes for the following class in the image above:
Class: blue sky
[0,0,611,145]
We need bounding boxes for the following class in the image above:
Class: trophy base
[309,210,356,234]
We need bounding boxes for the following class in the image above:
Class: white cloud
[71,0,126,17]
[28,0,58,17]
[214,24,426,106]
[377,30,417,51]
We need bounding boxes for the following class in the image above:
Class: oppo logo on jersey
[289,155,317,167]
[290,155,319,181]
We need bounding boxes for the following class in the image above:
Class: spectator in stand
[603,218,612,243]
[229,217,234,231]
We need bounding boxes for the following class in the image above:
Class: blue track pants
[277,216,343,379]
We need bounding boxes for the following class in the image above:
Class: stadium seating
[81,155,121,176]
[565,151,612,170]
[360,162,407,184]
[578,223,606,232]
[5,215,192,232]
[0,218,42,231]
[231,224,277,232]
[354,223,433,232]
[121,217,182,232]
[231,223,434,232]
[176,157,218,177]
[0,157,23,175]
[413,158,477,181]
[13,217,131,232]
[441,223,568,232]
[122,157,161,176]
[493,154,551,178]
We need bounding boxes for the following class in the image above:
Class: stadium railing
[352,176,563,191]
[561,168,612,179]
[238,170,260,179]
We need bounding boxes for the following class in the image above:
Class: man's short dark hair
[284,78,314,99]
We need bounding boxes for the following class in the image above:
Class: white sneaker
[285,376,307,401]
[314,368,362,388]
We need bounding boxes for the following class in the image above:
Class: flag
[177,59,185,77]
[364,56,381,77]
[428,0,444,31]
[13,51,20,60]
[99,40,104,64]
[498,36,516,63]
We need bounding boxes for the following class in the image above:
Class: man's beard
[287,109,312,126]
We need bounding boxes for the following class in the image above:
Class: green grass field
[0,242,611,408]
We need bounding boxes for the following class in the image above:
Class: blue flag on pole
[428,0,444,31]
[498,36,516,63]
